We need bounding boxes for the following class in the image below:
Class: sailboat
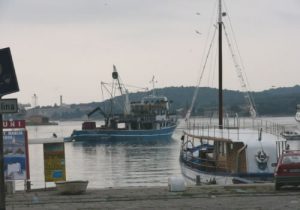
[179,0,287,185]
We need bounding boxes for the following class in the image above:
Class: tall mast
[150,76,157,96]
[218,0,223,129]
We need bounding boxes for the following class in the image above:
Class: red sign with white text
[3,120,26,129]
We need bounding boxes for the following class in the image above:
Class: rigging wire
[185,26,218,121]
[100,82,148,92]
[206,39,215,87]
[209,40,218,88]
[185,0,218,122]
[223,0,246,71]
[198,0,219,68]
[186,0,257,121]
[223,0,257,116]
[101,82,106,114]
[222,23,257,118]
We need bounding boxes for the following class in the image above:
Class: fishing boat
[66,66,177,142]
[179,0,287,185]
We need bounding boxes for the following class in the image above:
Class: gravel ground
[5,184,300,210]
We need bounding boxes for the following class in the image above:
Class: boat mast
[112,65,130,115]
[113,65,124,95]
[218,0,223,129]
[150,76,157,96]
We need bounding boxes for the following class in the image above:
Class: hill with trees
[17,85,300,121]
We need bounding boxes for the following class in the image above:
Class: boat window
[117,123,126,129]
[217,142,227,155]
[223,143,227,155]
[216,142,221,155]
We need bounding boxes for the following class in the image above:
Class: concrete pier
[5,184,300,210]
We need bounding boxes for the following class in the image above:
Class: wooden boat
[179,0,287,185]
[180,119,287,184]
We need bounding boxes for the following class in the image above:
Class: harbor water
[22,120,183,190]
[15,117,300,190]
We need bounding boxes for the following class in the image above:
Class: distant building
[26,115,57,126]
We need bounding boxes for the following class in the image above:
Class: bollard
[168,176,186,192]
[196,175,201,185]
[5,181,15,194]
[26,180,31,191]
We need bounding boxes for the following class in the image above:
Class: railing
[180,151,230,173]
[184,117,286,141]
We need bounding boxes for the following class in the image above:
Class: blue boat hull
[68,125,177,142]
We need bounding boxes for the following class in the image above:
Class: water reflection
[53,138,182,189]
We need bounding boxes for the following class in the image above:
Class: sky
[0,0,299,106]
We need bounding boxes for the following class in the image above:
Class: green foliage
[93,85,300,117]
[22,85,300,121]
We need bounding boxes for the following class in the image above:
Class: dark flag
[0,47,19,96]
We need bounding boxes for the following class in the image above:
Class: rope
[223,0,257,117]
[185,26,218,122]
[222,24,257,118]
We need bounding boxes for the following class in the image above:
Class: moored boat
[67,67,177,142]
[179,0,287,185]
[180,119,287,185]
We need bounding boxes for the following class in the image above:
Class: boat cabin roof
[186,128,286,146]
[141,95,168,104]
[185,128,286,174]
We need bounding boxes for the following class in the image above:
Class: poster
[3,130,27,180]
[43,142,66,182]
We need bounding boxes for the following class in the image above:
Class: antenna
[149,76,157,96]
[32,93,38,108]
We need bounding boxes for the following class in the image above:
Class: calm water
[16,117,300,190]
[21,121,183,190]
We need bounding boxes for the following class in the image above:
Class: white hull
[180,161,233,185]
[295,111,300,122]
[180,120,287,185]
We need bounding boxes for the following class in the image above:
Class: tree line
[23,85,300,120]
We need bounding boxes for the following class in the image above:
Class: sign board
[43,142,66,182]
[3,120,25,129]
[0,48,19,96]
[3,130,27,180]
[0,99,18,113]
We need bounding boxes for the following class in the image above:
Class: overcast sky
[1,0,299,106]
